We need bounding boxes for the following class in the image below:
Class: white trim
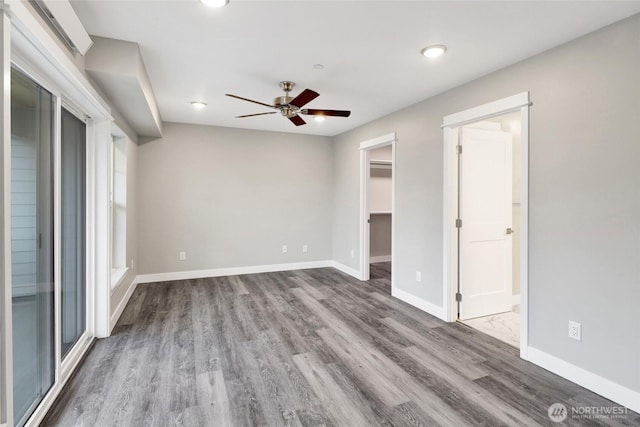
[136,260,334,284]
[39,0,93,55]
[359,132,396,285]
[527,347,640,414]
[359,148,370,280]
[519,104,530,358]
[359,132,397,150]
[391,287,447,321]
[109,277,138,332]
[24,335,94,427]
[442,92,530,361]
[92,120,112,338]
[442,92,531,128]
[512,294,521,306]
[7,0,111,119]
[110,267,130,292]
[370,255,392,263]
[442,125,459,323]
[331,261,361,279]
[59,332,91,382]
[0,8,12,425]
[53,90,62,386]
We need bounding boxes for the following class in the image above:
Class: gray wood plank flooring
[42,263,639,426]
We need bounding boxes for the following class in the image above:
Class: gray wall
[370,213,391,258]
[137,123,333,274]
[332,15,640,392]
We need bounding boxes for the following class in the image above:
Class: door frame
[1,3,113,426]
[359,132,396,284]
[442,92,530,359]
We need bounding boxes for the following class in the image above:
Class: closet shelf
[370,211,392,215]
[370,160,392,170]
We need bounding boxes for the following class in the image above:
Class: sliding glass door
[10,69,88,426]
[11,69,55,426]
[60,109,87,358]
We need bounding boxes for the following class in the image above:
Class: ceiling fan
[225,81,351,126]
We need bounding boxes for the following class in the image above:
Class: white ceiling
[71,1,640,137]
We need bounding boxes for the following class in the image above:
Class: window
[110,136,127,288]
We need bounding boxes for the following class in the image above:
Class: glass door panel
[11,68,55,426]
[60,109,86,358]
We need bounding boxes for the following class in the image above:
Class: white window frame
[109,134,128,291]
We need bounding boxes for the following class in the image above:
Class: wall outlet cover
[282,245,288,253]
[568,321,581,341]
[179,251,186,261]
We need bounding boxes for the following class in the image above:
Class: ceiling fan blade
[225,93,276,109]
[236,112,278,118]
[288,115,306,126]
[302,108,351,117]
[289,89,319,108]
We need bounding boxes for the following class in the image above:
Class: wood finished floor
[43,264,639,426]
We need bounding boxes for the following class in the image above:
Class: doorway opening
[442,93,530,358]
[359,133,396,294]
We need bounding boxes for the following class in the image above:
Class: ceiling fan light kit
[226,81,351,126]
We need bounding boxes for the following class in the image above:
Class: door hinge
[455,292,462,302]
[455,219,462,228]
[456,145,462,155]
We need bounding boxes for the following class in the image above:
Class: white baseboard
[391,287,447,321]
[370,255,392,263]
[512,294,521,306]
[136,260,334,284]
[331,261,361,279]
[110,276,139,332]
[527,347,640,413]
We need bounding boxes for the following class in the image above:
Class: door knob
[506,228,514,235]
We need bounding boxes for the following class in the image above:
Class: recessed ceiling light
[191,101,207,109]
[421,45,447,58]
[200,0,229,8]
[313,64,325,70]
[314,116,326,122]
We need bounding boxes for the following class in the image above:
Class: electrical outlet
[179,251,186,261]
[350,249,355,259]
[416,271,422,282]
[302,245,308,253]
[568,321,581,341]
[282,245,288,253]
[131,258,135,269]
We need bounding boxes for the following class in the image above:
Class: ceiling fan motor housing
[274,95,294,107]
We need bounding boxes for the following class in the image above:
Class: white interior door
[459,127,513,320]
